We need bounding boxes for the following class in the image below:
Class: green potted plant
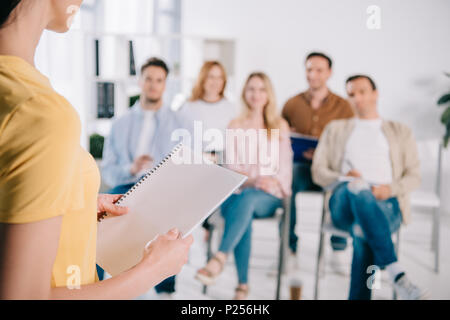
[437,72,450,148]
[89,133,105,160]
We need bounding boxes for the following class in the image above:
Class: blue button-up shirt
[101,102,191,188]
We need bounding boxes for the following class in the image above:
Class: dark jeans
[289,162,347,253]
[96,182,176,294]
[329,182,402,300]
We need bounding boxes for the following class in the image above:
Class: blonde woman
[0,0,192,299]
[195,72,293,300]
[179,61,237,152]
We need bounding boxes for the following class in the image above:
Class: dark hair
[305,52,333,69]
[140,57,169,76]
[346,74,377,90]
[0,0,22,28]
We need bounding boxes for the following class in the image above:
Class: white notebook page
[96,144,247,276]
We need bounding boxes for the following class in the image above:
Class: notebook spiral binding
[115,143,183,206]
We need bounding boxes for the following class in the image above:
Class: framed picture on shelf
[97,82,115,119]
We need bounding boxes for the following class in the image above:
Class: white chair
[410,140,443,273]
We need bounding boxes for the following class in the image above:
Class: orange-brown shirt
[282,91,354,138]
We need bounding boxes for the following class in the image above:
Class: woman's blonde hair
[241,72,282,139]
[190,61,227,101]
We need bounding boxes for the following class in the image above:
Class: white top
[135,109,156,158]
[180,98,238,151]
[341,118,393,185]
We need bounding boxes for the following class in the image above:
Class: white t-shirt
[181,98,238,151]
[135,110,156,158]
[341,118,393,185]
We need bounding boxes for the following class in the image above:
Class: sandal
[233,285,249,300]
[195,255,225,286]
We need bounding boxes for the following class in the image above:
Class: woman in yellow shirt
[0,0,193,299]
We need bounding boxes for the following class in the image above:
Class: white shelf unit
[83,32,236,152]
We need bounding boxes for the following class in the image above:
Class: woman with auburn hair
[0,0,193,299]
[179,61,237,153]
[195,72,293,300]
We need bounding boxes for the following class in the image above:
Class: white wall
[36,29,89,147]
[182,0,450,214]
[35,1,156,147]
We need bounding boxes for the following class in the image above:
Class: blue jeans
[97,183,176,294]
[290,162,347,253]
[219,188,282,284]
[329,182,402,300]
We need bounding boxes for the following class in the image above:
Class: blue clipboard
[290,133,319,163]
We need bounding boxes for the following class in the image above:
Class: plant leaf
[441,107,450,125]
[438,93,450,105]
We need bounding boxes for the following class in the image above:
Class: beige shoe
[195,255,225,286]
[233,286,249,300]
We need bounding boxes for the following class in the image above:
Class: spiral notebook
[96,143,247,276]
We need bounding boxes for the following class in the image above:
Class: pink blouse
[224,117,293,199]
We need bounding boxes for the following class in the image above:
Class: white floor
[136,193,450,300]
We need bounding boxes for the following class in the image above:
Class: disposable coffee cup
[289,277,303,300]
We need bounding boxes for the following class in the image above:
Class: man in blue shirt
[101,57,190,299]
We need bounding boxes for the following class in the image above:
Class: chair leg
[314,193,328,300]
[314,230,325,300]
[393,230,400,300]
[276,199,291,300]
[433,142,442,272]
[202,226,214,295]
[431,208,437,252]
[433,207,440,273]
[282,199,291,275]
[276,228,283,300]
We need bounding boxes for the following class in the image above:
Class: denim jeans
[290,162,347,253]
[219,188,282,284]
[97,183,176,294]
[329,182,402,300]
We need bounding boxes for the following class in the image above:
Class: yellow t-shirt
[0,55,100,288]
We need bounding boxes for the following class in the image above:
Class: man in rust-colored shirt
[283,90,354,138]
[282,52,354,257]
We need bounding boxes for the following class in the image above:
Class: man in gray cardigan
[312,75,429,300]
